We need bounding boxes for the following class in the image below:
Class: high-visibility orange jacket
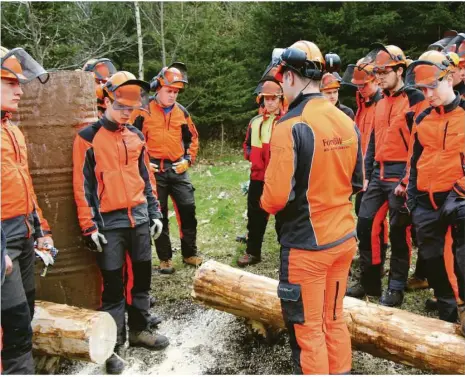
[364,87,423,181]
[129,99,199,167]
[354,90,382,156]
[408,95,465,210]
[1,112,51,241]
[260,93,364,250]
[73,116,161,236]
[243,110,284,181]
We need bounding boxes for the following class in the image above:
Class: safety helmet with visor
[150,62,188,91]
[83,58,116,83]
[359,43,406,75]
[320,72,342,91]
[103,71,150,111]
[405,50,453,90]
[1,47,49,84]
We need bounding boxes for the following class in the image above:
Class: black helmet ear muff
[325,52,341,73]
[150,67,166,92]
[280,48,324,80]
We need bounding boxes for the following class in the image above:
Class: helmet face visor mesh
[1,48,49,84]
[405,61,445,89]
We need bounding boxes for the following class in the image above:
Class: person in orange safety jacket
[405,50,465,335]
[1,46,53,375]
[129,62,201,275]
[260,40,364,375]
[72,71,169,374]
[237,78,286,267]
[346,44,424,308]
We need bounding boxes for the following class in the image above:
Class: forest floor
[60,142,436,375]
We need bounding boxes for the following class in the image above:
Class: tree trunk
[160,1,166,66]
[32,300,117,364]
[134,1,144,80]
[192,260,465,374]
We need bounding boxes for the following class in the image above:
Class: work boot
[159,260,175,274]
[183,255,203,267]
[406,276,429,291]
[237,253,261,267]
[129,329,170,350]
[105,345,126,375]
[346,283,366,298]
[425,297,438,311]
[148,314,162,328]
[150,295,156,308]
[380,289,404,307]
[458,304,465,337]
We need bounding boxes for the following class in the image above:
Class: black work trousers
[154,168,198,261]
[246,180,270,258]
[1,236,35,375]
[97,224,152,344]
[357,170,411,293]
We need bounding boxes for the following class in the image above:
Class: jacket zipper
[399,129,408,151]
[333,281,339,320]
[5,127,21,163]
[122,140,128,165]
[442,121,449,150]
[99,172,105,201]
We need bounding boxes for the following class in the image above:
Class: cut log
[192,260,465,374]
[32,301,116,364]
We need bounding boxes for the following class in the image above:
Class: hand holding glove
[150,218,163,240]
[150,162,159,173]
[172,159,190,174]
[85,231,108,253]
[36,236,54,249]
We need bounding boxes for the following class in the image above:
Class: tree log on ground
[192,260,465,374]
[32,301,116,364]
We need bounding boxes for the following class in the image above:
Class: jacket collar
[365,89,382,107]
[383,85,404,98]
[1,111,12,122]
[100,115,123,132]
[434,93,461,114]
[288,92,324,111]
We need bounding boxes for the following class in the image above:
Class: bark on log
[192,260,465,374]
[32,301,116,364]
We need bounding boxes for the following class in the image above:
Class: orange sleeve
[401,122,417,187]
[185,115,199,164]
[72,135,98,235]
[260,122,295,215]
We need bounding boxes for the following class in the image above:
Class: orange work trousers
[278,237,356,375]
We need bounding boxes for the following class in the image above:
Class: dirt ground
[57,153,440,375]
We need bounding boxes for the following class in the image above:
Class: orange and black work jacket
[243,111,283,181]
[407,94,465,210]
[354,90,383,156]
[364,87,423,181]
[73,116,161,236]
[260,93,364,251]
[130,99,199,171]
[1,111,51,242]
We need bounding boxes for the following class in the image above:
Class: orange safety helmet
[443,33,465,64]
[272,40,325,82]
[83,58,116,82]
[103,71,150,110]
[341,58,376,88]
[256,79,283,104]
[150,62,188,91]
[360,43,406,73]
[405,50,453,89]
[320,72,341,91]
[1,46,49,84]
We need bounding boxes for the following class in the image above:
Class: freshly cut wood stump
[32,301,116,364]
[192,260,465,374]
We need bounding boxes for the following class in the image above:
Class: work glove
[172,159,190,174]
[34,241,59,277]
[85,231,108,253]
[36,236,54,249]
[150,162,159,173]
[150,218,163,240]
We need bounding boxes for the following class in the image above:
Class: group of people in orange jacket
[238,32,465,374]
[1,30,465,376]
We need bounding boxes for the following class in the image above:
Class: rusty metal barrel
[16,71,101,309]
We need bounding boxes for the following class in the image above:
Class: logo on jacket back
[322,135,354,151]
[323,136,342,147]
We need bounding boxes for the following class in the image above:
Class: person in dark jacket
[320,72,355,119]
